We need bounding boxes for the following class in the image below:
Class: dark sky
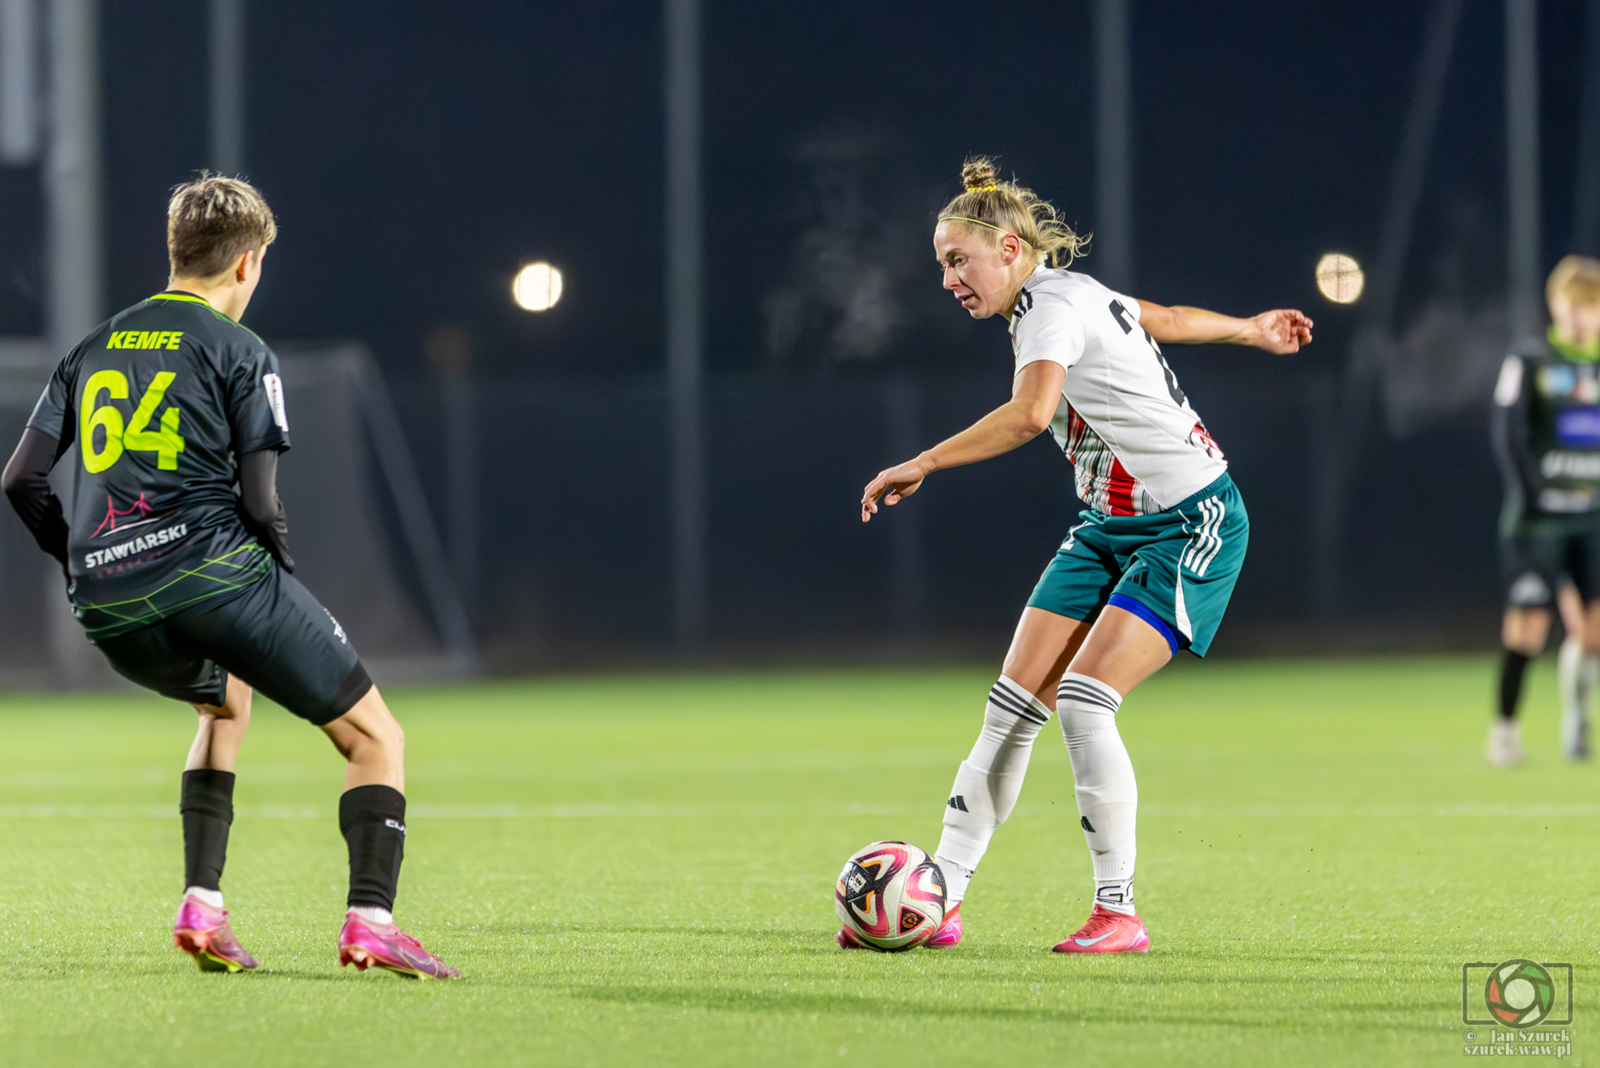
[1,1,1594,376]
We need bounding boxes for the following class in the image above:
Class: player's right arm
[2,428,70,569]
[860,360,1064,522]
[1491,353,1535,514]
[2,351,80,572]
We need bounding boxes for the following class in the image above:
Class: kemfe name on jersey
[84,521,189,569]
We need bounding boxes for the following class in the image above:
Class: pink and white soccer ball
[834,841,947,950]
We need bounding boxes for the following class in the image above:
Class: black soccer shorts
[91,565,372,725]
[1501,528,1600,609]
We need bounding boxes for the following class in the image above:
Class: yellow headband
[938,214,1011,235]
[966,183,999,192]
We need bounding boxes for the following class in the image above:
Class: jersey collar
[1549,324,1600,363]
[150,291,212,306]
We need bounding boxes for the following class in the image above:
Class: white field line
[2,801,1600,820]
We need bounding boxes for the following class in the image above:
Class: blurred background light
[1314,252,1364,304]
[512,262,563,312]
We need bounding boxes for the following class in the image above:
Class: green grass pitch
[0,658,1593,1066]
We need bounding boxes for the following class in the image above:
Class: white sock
[934,675,1050,903]
[1058,672,1138,916]
[1560,636,1584,722]
[184,886,223,909]
[348,905,393,925]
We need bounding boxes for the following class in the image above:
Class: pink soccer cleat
[924,902,962,948]
[338,912,460,979]
[172,894,259,972]
[836,926,867,949]
[1051,904,1150,954]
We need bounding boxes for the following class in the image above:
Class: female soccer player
[853,159,1311,953]
[1,176,457,978]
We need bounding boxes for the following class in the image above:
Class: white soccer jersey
[1010,266,1227,515]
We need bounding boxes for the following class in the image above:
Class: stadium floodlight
[512,262,563,312]
[1315,253,1364,304]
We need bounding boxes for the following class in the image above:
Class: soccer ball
[834,841,946,950]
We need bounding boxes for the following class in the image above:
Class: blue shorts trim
[1106,592,1179,655]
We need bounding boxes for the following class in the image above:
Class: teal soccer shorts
[1026,473,1248,657]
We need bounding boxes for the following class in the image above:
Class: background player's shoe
[1562,708,1591,760]
[338,912,460,979]
[925,902,962,948]
[1487,721,1525,767]
[1051,904,1149,954]
[172,894,259,972]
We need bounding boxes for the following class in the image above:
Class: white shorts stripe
[1181,496,1225,577]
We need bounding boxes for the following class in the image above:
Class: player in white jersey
[850,158,1311,953]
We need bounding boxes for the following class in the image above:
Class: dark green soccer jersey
[26,292,290,637]
[1494,331,1600,536]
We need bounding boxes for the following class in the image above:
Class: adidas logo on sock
[947,795,970,812]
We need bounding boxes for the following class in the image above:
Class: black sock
[339,784,406,911]
[180,769,236,892]
[1500,650,1532,721]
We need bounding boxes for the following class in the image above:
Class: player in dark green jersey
[1,176,458,978]
[1489,255,1600,767]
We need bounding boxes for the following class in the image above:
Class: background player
[855,158,1311,953]
[1488,255,1600,766]
[0,176,457,978]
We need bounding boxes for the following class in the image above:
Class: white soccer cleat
[1562,709,1590,761]
[1487,721,1525,768]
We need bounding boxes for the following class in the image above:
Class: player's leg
[935,609,1088,892]
[172,674,262,971]
[1495,537,1557,765]
[1055,603,1170,905]
[174,567,457,978]
[90,621,261,972]
[1052,477,1247,955]
[1556,584,1589,759]
[318,690,455,978]
[1559,532,1600,759]
[318,687,407,919]
[1577,597,1600,759]
[899,523,1112,951]
[182,673,252,908]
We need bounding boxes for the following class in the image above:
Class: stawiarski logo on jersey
[1461,959,1573,1057]
[89,492,156,539]
[324,609,347,644]
[84,522,188,569]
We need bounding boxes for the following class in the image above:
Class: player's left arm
[238,448,294,573]
[1136,300,1312,354]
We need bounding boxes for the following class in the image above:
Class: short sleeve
[1011,291,1088,375]
[1494,354,1525,407]
[228,344,291,455]
[25,349,80,448]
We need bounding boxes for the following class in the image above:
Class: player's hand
[1248,309,1313,354]
[861,458,932,523]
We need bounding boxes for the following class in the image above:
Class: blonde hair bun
[940,156,1086,267]
[961,157,1000,192]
